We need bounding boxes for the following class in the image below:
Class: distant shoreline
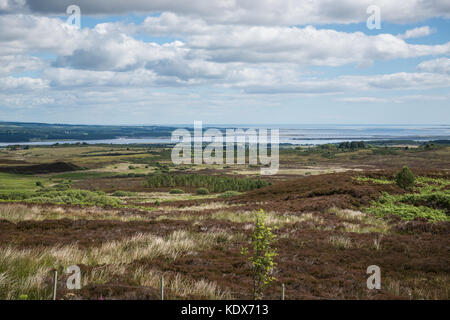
[1,122,449,146]
[1,137,450,147]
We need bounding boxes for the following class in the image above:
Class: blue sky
[0,1,449,125]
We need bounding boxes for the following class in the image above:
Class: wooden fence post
[160,275,164,300]
[52,270,58,300]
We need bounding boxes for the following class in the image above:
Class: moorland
[0,141,449,300]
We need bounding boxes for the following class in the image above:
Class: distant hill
[428,140,450,145]
[0,121,177,143]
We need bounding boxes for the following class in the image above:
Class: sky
[0,0,449,125]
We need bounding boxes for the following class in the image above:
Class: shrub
[52,183,71,191]
[196,188,209,195]
[400,192,450,211]
[218,191,241,198]
[1,189,123,207]
[395,166,415,189]
[0,191,33,201]
[112,191,134,197]
[35,181,43,187]
[241,210,277,300]
[169,189,185,194]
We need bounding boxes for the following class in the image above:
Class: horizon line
[1,120,449,127]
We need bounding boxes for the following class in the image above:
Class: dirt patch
[0,158,29,165]
[0,161,82,174]
[73,177,148,192]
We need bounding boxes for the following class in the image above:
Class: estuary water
[1,124,449,146]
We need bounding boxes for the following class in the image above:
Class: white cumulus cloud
[417,58,450,74]
[397,26,436,39]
